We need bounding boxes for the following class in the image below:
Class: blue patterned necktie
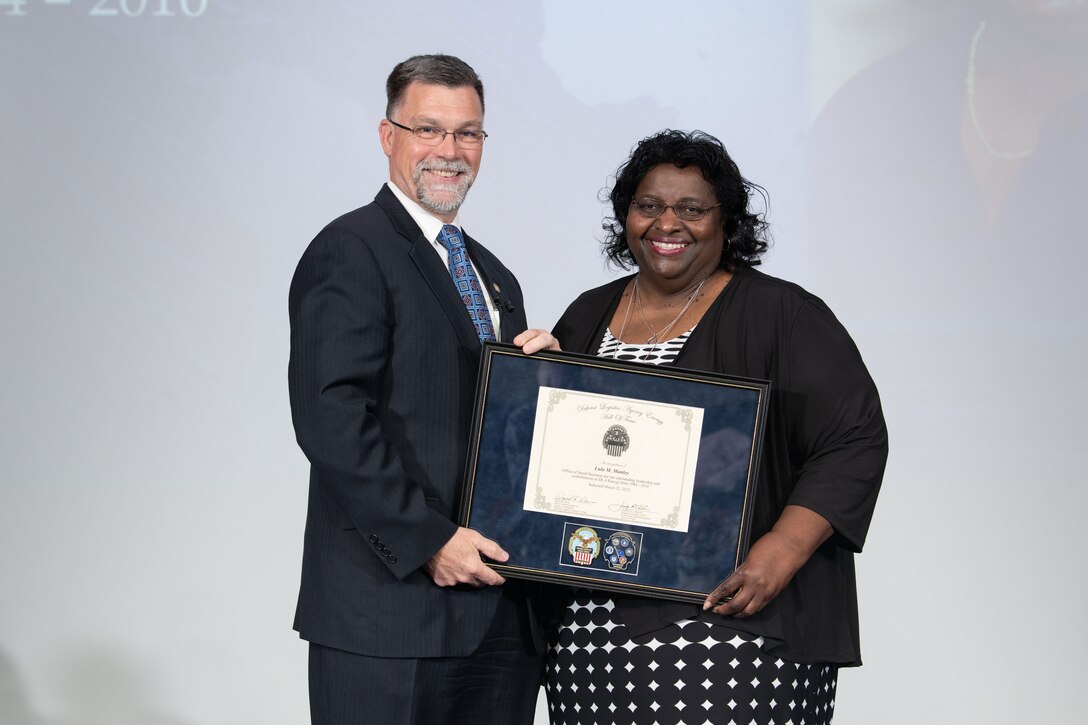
[437,224,496,343]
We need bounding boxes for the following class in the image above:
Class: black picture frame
[458,343,771,603]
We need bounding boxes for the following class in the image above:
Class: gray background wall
[2,1,1085,723]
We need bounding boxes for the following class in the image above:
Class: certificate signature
[522,387,703,532]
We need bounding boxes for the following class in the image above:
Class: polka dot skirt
[543,591,837,725]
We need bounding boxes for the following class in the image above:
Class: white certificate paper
[523,387,704,532]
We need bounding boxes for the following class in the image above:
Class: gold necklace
[634,273,709,345]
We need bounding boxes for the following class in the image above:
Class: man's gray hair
[386,54,485,119]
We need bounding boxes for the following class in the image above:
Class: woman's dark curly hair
[602,129,769,270]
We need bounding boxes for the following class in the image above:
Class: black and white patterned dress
[543,330,837,725]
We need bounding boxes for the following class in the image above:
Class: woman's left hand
[703,504,833,618]
[514,329,562,354]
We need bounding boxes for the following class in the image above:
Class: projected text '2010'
[1,0,208,17]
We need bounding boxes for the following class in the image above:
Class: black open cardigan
[550,266,888,666]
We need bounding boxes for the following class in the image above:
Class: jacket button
[369,535,379,544]
[387,555,397,564]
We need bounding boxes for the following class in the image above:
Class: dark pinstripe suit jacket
[288,185,527,657]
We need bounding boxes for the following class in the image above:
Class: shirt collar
[385,182,462,244]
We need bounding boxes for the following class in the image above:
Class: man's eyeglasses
[631,198,722,222]
[387,119,488,147]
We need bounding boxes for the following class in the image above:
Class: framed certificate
[458,342,770,603]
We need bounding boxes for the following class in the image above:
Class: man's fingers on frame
[475,570,504,587]
[477,539,508,562]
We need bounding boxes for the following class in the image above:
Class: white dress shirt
[385,182,501,334]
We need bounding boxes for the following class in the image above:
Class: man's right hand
[423,527,508,587]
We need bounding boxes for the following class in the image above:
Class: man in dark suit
[288,54,556,725]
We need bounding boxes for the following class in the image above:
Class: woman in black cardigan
[542,130,888,725]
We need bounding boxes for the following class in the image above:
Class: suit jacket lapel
[374,187,481,351]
